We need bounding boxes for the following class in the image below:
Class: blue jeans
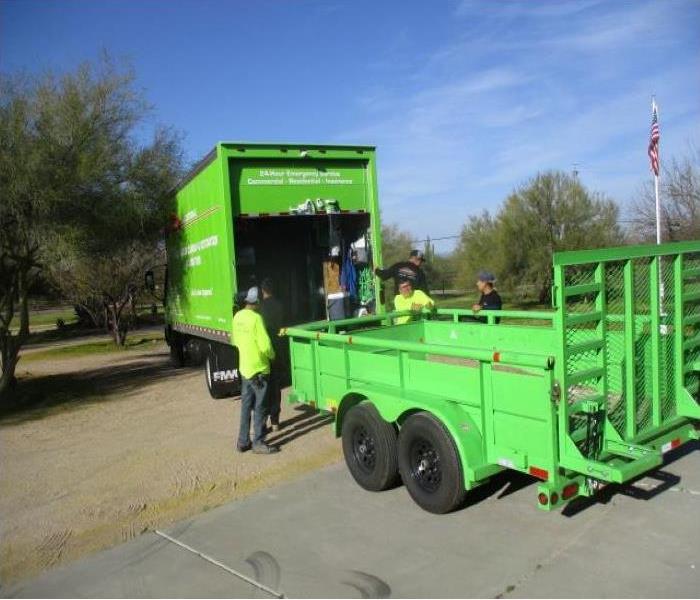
[238,375,268,447]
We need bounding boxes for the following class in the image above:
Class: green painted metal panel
[348,349,402,387]
[165,142,384,340]
[405,357,482,407]
[553,240,700,266]
[166,151,234,339]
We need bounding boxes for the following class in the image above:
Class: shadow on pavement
[267,404,334,448]
[453,440,699,516]
[562,440,698,518]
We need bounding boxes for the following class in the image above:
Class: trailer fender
[336,388,486,488]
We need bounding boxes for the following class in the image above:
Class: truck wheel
[341,403,399,492]
[169,332,186,368]
[398,412,466,514]
[205,344,240,400]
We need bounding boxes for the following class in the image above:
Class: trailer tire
[169,331,186,368]
[398,412,466,514]
[205,343,240,400]
[341,403,399,492]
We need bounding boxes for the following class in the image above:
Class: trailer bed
[285,241,700,512]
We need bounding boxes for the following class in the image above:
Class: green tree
[379,223,413,268]
[455,172,622,303]
[454,211,499,294]
[0,56,182,400]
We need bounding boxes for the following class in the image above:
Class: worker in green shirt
[393,278,434,324]
[232,287,278,454]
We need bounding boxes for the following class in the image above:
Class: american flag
[648,99,660,176]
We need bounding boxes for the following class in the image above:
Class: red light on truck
[562,483,579,500]
[493,352,501,362]
[529,466,549,481]
[538,493,548,505]
[550,492,559,505]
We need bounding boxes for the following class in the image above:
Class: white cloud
[337,1,700,249]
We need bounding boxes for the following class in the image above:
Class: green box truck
[284,241,700,512]
[163,142,384,398]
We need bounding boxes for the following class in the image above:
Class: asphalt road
[5,442,699,599]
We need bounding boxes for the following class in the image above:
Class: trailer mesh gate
[554,244,700,455]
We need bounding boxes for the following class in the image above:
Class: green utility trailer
[162,142,383,398]
[285,241,700,513]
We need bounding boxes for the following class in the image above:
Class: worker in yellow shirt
[393,278,434,324]
[232,287,278,454]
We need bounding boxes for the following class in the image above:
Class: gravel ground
[0,343,341,585]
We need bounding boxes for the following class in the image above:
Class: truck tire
[205,343,240,399]
[169,331,186,368]
[341,403,399,492]
[398,412,466,514]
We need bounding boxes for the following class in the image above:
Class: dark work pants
[267,366,282,425]
[238,375,268,447]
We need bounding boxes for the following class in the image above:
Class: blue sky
[2,0,699,251]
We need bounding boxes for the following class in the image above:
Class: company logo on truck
[213,369,239,382]
[246,168,356,186]
[180,235,219,257]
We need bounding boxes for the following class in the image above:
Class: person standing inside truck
[393,278,434,324]
[472,271,502,322]
[260,277,286,432]
[232,287,278,454]
[375,249,429,294]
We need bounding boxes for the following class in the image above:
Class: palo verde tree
[0,56,183,401]
[455,172,622,303]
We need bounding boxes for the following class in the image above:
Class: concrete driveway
[5,442,699,598]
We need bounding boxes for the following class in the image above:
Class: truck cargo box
[163,142,384,397]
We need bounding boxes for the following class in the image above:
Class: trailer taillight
[492,352,501,362]
[529,466,549,481]
[661,438,681,453]
[538,493,548,506]
[550,492,559,506]
[562,483,579,500]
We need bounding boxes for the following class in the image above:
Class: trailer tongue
[285,241,700,512]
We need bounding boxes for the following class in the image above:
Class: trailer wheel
[205,343,240,400]
[398,412,466,514]
[341,403,399,492]
[169,331,186,368]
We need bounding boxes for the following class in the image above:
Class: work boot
[236,442,252,453]
[252,443,279,455]
[271,420,281,433]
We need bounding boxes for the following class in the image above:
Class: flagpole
[655,173,661,244]
[652,97,667,332]
[653,97,661,245]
